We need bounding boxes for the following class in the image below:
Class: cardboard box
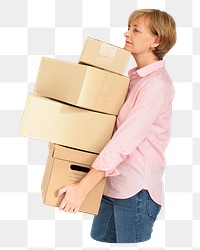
[20,94,116,153]
[79,37,131,75]
[34,57,130,116]
[42,143,106,215]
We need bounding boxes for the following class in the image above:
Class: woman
[57,9,177,243]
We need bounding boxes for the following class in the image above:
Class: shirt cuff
[91,165,120,177]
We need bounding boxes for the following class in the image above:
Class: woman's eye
[133,29,138,32]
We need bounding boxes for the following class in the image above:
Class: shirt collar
[128,60,165,78]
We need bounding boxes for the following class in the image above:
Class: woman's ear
[152,36,160,49]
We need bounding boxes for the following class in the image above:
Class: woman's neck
[132,52,159,69]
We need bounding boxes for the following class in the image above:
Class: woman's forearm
[78,168,105,194]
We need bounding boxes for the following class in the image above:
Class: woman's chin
[123,45,132,52]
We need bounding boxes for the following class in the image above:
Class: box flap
[52,144,98,166]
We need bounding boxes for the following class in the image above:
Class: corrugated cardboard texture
[20,94,116,153]
[35,57,129,115]
[79,37,131,75]
[42,144,106,215]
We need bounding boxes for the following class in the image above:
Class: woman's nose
[124,30,130,37]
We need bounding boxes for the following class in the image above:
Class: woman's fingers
[57,186,68,197]
[58,197,67,210]
[73,207,79,214]
[64,206,75,213]
[57,184,82,213]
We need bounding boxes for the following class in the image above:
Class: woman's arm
[91,79,166,175]
[57,168,105,213]
[57,79,166,213]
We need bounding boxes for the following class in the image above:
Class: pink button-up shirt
[91,60,174,205]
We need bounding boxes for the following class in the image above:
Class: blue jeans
[90,189,161,243]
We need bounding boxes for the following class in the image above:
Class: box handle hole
[70,164,90,173]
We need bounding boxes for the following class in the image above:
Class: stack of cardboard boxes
[20,37,130,214]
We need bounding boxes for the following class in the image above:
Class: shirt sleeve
[91,79,166,177]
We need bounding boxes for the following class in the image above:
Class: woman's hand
[57,183,87,213]
[57,168,105,214]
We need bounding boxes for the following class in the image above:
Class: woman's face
[124,17,158,57]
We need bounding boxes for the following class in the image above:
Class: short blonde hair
[128,9,176,59]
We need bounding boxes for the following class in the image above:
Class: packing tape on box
[96,43,117,65]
